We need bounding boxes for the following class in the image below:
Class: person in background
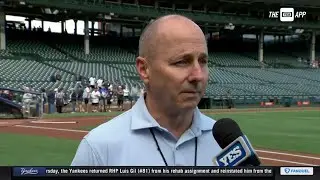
[22,87,32,114]
[117,85,124,111]
[91,88,101,112]
[55,88,65,113]
[123,84,130,105]
[112,83,118,103]
[97,77,104,90]
[75,73,82,84]
[41,88,47,113]
[107,82,112,91]
[70,88,77,113]
[99,85,108,112]
[63,89,70,107]
[89,76,96,89]
[55,71,62,82]
[50,74,56,82]
[47,89,56,113]
[82,85,91,113]
[77,87,84,113]
[30,86,37,101]
[106,85,112,112]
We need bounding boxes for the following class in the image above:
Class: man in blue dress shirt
[71,14,222,166]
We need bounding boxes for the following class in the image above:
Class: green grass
[80,110,320,154]
[209,111,320,154]
[1,110,319,165]
[0,133,79,166]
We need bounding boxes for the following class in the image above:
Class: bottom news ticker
[0,166,316,179]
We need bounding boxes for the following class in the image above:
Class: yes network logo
[216,142,246,166]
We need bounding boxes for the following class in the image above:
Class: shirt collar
[130,95,214,134]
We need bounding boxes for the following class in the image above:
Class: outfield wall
[199,96,320,109]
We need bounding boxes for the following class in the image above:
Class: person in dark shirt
[99,85,108,112]
[56,88,65,113]
[117,85,124,111]
[75,74,82,82]
[77,87,84,112]
[55,71,62,81]
[70,89,77,113]
[47,89,56,114]
[50,74,56,82]
[41,88,47,113]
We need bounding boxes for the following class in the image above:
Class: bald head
[138,15,205,60]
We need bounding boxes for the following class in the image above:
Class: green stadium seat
[209,52,261,67]
[56,44,136,63]
[7,40,70,61]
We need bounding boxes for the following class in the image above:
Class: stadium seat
[7,40,70,61]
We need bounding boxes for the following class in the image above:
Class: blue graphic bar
[10,166,274,177]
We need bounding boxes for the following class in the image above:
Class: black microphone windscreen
[212,118,244,149]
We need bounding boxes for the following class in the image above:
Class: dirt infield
[0,107,319,166]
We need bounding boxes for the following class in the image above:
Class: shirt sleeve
[71,138,103,166]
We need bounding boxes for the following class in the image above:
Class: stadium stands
[243,51,310,68]
[205,68,320,97]
[208,52,262,67]
[56,44,136,63]
[0,28,319,108]
[0,50,13,57]
[5,37,71,61]
[0,59,73,81]
[0,58,76,91]
[46,61,139,87]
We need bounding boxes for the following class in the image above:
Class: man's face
[147,27,208,110]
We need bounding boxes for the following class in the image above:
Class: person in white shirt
[82,85,91,113]
[108,83,114,103]
[91,88,101,112]
[97,78,104,89]
[123,84,130,103]
[89,77,96,89]
[108,83,113,91]
[22,87,33,114]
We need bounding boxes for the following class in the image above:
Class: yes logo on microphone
[216,141,247,166]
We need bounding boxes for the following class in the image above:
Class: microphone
[212,118,261,166]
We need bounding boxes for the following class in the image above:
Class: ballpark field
[0,107,319,166]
